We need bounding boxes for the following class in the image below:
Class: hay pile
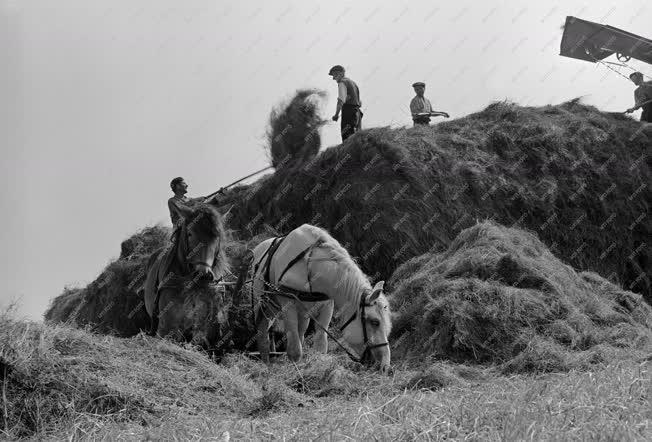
[266,88,326,168]
[217,99,651,303]
[389,221,652,373]
[0,312,260,439]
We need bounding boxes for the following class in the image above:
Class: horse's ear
[367,280,385,302]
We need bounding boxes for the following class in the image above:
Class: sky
[1,0,650,320]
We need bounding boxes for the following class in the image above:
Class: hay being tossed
[390,221,652,373]
[266,88,327,168]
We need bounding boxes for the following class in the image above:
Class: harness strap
[277,244,312,283]
[262,236,286,285]
[277,285,330,302]
[339,311,357,331]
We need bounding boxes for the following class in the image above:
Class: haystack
[389,221,652,373]
[216,99,651,303]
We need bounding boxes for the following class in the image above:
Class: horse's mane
[186,204,229,277]
[187,204,223,240]
[301,224,392,334]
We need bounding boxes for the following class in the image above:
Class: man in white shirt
[410,82,448,126]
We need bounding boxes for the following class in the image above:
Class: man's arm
[627,89,645,112]
[332,83,347,121]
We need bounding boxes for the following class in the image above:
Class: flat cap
[329,65,345,75]
[412,82,425,87]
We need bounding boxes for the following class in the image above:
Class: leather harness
[256,236,330,303]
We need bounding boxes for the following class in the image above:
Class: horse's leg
[156,290,184,341]
[297,306,310,349]
[149,303,159,336]
[269,330,277,353]
[313,300,334,353]
[255,308,271,364]
[269,319,278,353]
[284,303,302,362]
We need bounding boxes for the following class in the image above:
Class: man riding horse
[144,203,229,348]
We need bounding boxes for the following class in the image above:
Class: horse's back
[270,224,331,290]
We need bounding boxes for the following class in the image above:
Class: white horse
[249,224,392,374]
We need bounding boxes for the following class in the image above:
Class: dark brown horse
[143,204,229,349]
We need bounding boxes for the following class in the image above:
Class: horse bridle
[183,222,222,279]
[338,291,389,362]
[182,227,222,269]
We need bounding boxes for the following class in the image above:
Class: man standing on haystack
[329,65,362,141]
[625,72,652,123]
[410,82,449,126]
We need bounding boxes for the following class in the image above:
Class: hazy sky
[2,0,650,320]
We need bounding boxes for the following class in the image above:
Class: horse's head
[341,280,393,374]
[180,204,226,283]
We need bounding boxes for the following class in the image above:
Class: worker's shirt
[634,81,652,107]
[167,195,192,226]
[337,77,361,107]
[410,96,433,117]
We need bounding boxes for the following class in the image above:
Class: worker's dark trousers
[341,105,361,141]
[641,103,652,123]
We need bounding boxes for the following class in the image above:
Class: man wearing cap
[410,82,448,126]
[329,65,362,141]
[625,72,652,123]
